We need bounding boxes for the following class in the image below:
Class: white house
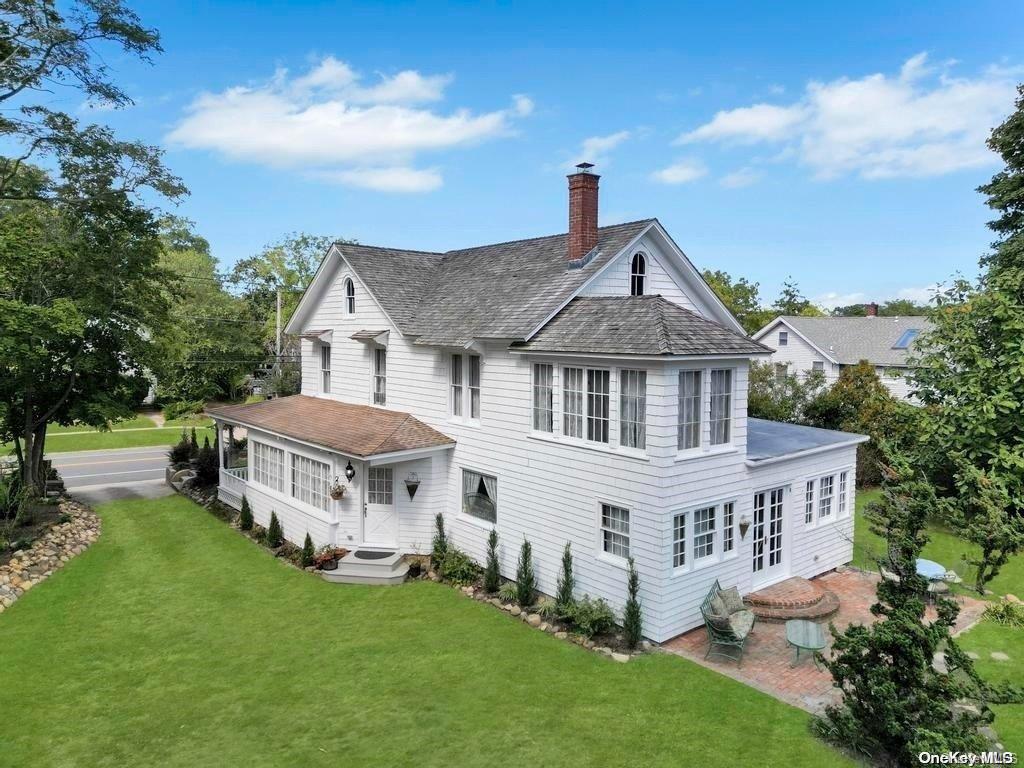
[208,165,867,643]
[752,313,932,401]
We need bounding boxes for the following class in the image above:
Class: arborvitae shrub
[431,513,448,568]
[556,542,575,609]
[238,495,253,530]
[168,431,192,466]
[265,511,283,548]
[515,539,536,608]
[193,435,219,485]
[623,557,643,649]
[483,529,500,593]
[301,533,315,567]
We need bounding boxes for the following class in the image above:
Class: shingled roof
[512,296,772,356]
[334,220,655,347]
[765,316,933,367]
[207,396,454,458]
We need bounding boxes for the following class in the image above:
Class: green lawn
[853,488,1023,753]
[39,426,216,454]
[46,415,159,434]
[0,496,851,768]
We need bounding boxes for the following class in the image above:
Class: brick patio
[661,568,988,713]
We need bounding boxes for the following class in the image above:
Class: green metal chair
[699,579,756,666]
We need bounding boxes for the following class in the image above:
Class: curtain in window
[481,473,497,502]
[463,469,478,496]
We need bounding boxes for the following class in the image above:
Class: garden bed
[1,499,65,567]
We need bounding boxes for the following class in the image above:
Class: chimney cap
[574,162,595,173]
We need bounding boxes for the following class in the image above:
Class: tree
[301,533,315,568]
[910,85,1024,590]
[772,277,823,317]
[431,513,447,568]
[515,539,536,608]
[238,495,253,531]
[831,299,929,317]
[483,528,500,593]
[701,269,773,333]
[151,217,266,403]
[747,361,827,423]
[815,453,995,765]
[193,435,219,485]
[0,1,183,492]
[265,511,283,548]
[623,557,643,649]
[556,542,575,608]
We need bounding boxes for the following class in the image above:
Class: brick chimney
[567,163,599,263]
[865,302,879,317]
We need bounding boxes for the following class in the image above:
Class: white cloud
[814,291,868,309]
[677,53,1019,179]
[574,130,631,166]
[895,284,943,304]
[719,167,761,188]
[167,56,531,192]
[650,159,707,185]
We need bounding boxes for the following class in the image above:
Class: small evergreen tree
[189,427,199,459]
[515,539,535,608]
[623,557,643,649]
[483,528,500,593]
[168,430,192,466]
[193,435,219,485]
[301,533,315,567]
[556,542,575,608]
[238,494,253,531]
[265,511,283,548]
[814,450,995,764]
[431,513,448,568]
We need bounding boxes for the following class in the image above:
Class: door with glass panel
[363,466,397,548]
[751,486,787,587]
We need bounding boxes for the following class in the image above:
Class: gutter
[745,435,870,468]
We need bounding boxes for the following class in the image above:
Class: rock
[610,653,630,663]
[596,647,612,656]
[952,701,981,717]
[554,631,568,640]
[990,652,1010,662]
[979,726,998,743]
[539,623,549,632]
[932,652,948,674]
[489,598,503,608]
[526,613,542,627]
[966,651,980,660]
[510,606,522,617]
[641,640,653,652]
[1005,594,1020,604]
[583,639,595,649]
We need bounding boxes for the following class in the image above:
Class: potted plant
[313,545,348,571]
[329,476,346,500]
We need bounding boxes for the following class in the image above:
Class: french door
[752,486,787,587]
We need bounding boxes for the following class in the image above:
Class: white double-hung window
[673,500,738,571]
[468,355,481,419]
[818,475,834,521]
[532,363,554,432]
[450,354,463,417]
[252,441,284,492]
[677,370,702,450]
[291,454,329,511]
[600,503,630,559]
[320,344,331,394]
[586,369,610,443]
[373,348,387,405]
[709,369,733,445]
[562,367,585,438]
[618,369,646,449]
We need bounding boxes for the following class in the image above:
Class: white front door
[751,486,787,587]
[363,466,398,548]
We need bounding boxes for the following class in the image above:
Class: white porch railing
[218,466,248,509]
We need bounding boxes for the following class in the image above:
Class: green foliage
[564,596,616,639]
[431,513,448,568]
[772,277,823,317]
[831,299,930,317]
[167,430,192,466]
[515,539,536,608]
[815,451,995,764]
[910,85,1024,591]
[301,533,315,568]
[265,512,283,548]
[701,269,774,333]
[747,361,828,423]
[162,400,205,423]
[238,495,253,531]
[983,599,1024,628]
[189,428,199,459]
[438,547,480,586]
[483,529,501,593]
[0,1,185,492]
[497,581,518,603]
[623,557,643,649]
[556,542,575,609]
[193,436,219,485]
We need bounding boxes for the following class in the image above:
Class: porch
[662,569,988,712]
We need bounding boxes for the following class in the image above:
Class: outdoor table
[916,558,946,580]
[785,619,826,668]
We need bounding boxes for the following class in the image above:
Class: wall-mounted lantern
[344,461,356,483]
[405,472,420,500]
[738,515,751,540]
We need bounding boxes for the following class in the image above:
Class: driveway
[49,446,174,506]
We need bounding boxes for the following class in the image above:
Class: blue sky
[79,0,1024,306]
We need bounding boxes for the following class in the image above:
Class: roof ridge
[654,297,672,355]
[369,412,414,454]
[334,242,443,257]
[439,218,656,256]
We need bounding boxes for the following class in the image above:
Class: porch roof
[746,418,868,465]
[207,395,455,459]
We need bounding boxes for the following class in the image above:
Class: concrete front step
[319,549,409,586]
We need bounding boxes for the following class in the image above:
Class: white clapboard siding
[759,320,840,384]
[579,237,699,312]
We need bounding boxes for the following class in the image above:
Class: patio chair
[699,579,756,667]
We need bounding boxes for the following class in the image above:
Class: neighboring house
[752,312,932,401]
[208,165,867,642]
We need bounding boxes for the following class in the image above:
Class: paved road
[49,446,174,506]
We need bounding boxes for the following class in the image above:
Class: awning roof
[207,395,454,459]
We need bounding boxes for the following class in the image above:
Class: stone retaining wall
[0,499,100,614]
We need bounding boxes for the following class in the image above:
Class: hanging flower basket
[329,477,347,500]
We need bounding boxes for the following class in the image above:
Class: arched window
[344,278,355,314]
[630,253,647,296]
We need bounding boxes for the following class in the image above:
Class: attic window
[892,329,920,349]
[630,253,646,296]
[344,278,355,314]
